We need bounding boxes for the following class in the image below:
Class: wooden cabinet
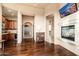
[2,34,8,41]
[2,33,15,41]
[2,16,17,41]
[8,20,17,30]
[2,16,9,30]
[2,16,17,30]
[36,32,45,43]
[7,33,15,40]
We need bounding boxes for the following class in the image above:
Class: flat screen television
[59,3,78,18]
[61,25,75,41]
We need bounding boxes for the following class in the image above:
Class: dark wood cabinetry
[2,34,8,41]
[2,16,17,41]
[2,16,9,30]
[8,20,17,30]
[2,33,15,41]
[2,16,17,30]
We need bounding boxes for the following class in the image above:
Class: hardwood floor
[0,39,77,56]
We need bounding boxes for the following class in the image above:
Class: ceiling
[2,6,17,18]
[2,3,61,18]
[21,3,56,9]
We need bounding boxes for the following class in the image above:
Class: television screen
[61,25,75,41]
[59,3,78,18]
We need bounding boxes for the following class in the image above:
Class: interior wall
[49,4,79,55]
[0,4,2,48]
[17,11,22,43]
[54,4,79,55]
[57,12,79,55]
[45,3,79,55]
[34,13,46,41]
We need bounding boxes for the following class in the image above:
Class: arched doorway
[22,15,34,43]
[23,22,33,38]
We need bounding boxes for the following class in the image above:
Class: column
[17,10,22,44]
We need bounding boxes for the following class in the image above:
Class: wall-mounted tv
[59,3,78,18]
[61,25,75,41]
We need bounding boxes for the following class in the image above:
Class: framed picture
[59,3,78,18]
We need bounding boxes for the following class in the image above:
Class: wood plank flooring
[0,39,77,56]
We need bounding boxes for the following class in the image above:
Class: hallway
[0,39,76,56]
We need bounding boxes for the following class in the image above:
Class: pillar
[17,10,22,44]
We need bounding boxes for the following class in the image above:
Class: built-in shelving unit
[2,16,17,41]
[2,16,17,30]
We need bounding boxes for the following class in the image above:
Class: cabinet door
[8,21,16,30]
[12,21,16,29]
[2,34,8,41]
[4,20,9,29]
[2,35,6,40]
[4,20,7,29]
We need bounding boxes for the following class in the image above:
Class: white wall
[17,11,22,43]
[23,16,34,25]
[46,18,50,43]
[34,13,46,41]
[45,3,79,55]
[0,4,2,48]
[54,4,79,55]
[57,11,79,55]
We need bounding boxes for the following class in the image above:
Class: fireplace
[61,25,75,41]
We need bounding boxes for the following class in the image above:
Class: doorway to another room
[22,15,34,43]
[46,14,54,44]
